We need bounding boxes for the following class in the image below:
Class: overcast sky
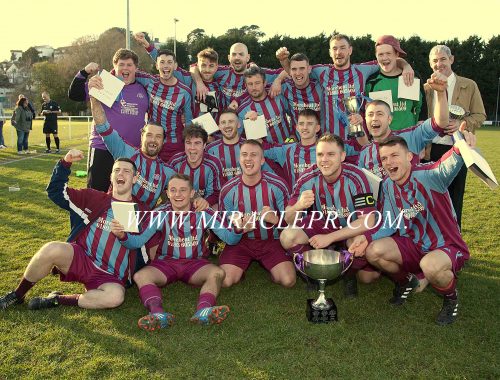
[1,0,498,61]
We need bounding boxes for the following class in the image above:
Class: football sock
[197,292,216,311]
[45,137,51,150]
[56,294,80,306]
[15,277,36,299]
[139,284,164,314]
[390,270,411,285]
[432,278,457,300]
[54,137,60,149]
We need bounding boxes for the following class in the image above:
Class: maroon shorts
[149,257,211,285]
[159,141,184,163]
[392,236,467,277]
[59,243,125,290]
[219,237,291,272]
[298,214,340,238]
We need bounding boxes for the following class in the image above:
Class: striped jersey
[357,118,442,179]
[219,171,289,240]
[134,70,194,144]
[120,204,241,260]
[289,163,376,228]
[281,79,323,128]
[169,152,224,205]
[366,147,469,256]
[310,62,379,138]
[237,94,293,144]
[96,121,176,209]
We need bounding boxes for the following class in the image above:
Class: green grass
[0,128,499,379]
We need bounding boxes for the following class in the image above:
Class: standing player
[218,140,296,288]
[237,66,293,144]
[112,174,242,330]
[40,91,62,153]
[169,124,224,207]
[349,131,475,325]
[68,50,149,191]
[0,151,142,311]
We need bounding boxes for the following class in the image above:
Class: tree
[19,47,42,68]
[187,28,206,45]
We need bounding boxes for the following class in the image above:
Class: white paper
[398,77,420,101]
[454,138,498,190]
[368,90,393,112]
[243,115,268,140]
[111,201,139,233]
[192,113,219,135]
[361,168,383,201]
[89,69,125,108]
[199,91,218,113]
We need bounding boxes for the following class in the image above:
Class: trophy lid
[449,105,466,118]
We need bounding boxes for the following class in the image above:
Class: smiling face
[114,58,137,84]
[184,136,206,167]
[316,141,345,182]
[110,161,136,197]
[156,54,178,83]
[229,43,250,73]
[380,143,413,185]
[376,44,399,75]
[140,124,164,158]
[290,59,310,88]
[240,143,265,178]
[365,103,392,141]
[329,38,352,69]
[430,51,454,77]
[198,57,217,82]
[167,177,195,211]
[245,74,266,100]
[296,114,320,143]
[218,112,239,141]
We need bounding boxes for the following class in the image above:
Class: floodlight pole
[173,18,179,56]
[495,77,500,127]
[126,0,131,49]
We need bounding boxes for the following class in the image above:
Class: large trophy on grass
[294,249,353,323]
[342,96,365,138]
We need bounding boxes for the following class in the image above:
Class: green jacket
[14,106,33,132]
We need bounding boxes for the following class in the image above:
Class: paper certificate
[243,115,268,140]
[361,168,383,201]
[192,113,219,135]
[368,90,394,112]
[111,201,139,233]
[398,77,420,101]
[89,69,125,108]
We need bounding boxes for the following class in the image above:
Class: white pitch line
[0,153,52,166]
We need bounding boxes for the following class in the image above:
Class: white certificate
[398,77,420,101]
[243,115,268,140]
[361,168,383,201]
[89,69,125,108]
[369,90,394,112]
[192,113,219,135]
[111,201,139,233]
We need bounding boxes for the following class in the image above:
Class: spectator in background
[0,104,5,148]
[13,97,33,154]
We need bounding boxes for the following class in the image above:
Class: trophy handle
[340,250,354,275]
[292,252,307,277]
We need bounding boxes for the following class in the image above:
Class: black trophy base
[306,298,338,323]
[347,131,365,138]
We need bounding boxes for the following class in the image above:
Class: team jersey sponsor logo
[168,234,199,248]
[151,96,177,111]
[399,201,425,220]
[120,100,139,116]
[291,101,321,112]
[293,162,312,174]
[325,83,356,97]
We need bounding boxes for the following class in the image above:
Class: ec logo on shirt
[354,193,375,209]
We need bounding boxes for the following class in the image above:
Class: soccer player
[349,130,475,325]
[277,34,414,138]
[40,91,62,153]
[0,151,142,311]
[111,174,241,330]
[68,50,149,191]
[236,66,293,144]
[218,140,296,288]
[169,124,224,207]
[357,72,451,179]
[365,35,426,131]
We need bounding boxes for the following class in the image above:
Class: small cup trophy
[294,249,353,323]
[342,96,365,138]
[449,104,466,121]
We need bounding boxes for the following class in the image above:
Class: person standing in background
[41,91,62,153]
[13,97,33,154]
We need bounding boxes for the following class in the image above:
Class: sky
[1,0,499,62]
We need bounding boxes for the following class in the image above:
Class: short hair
[298,109,320,124]
[197,48,218,63]
[379,135,409,151]
[114,157,138,175]
[290,53,310,65]
[366,99,392,114]
[183,123,208,144]
[330,33,351,46]
[244,65,266,81]
[429,45,452,59]
[16,97,27,107]
[168,173,193,189]
[157,49,176,62]
[113,48,139,66]
[317,133,345,150]
[41,91,49,96]
[141,122,166,139]
[240,139,264,153]
[219,108,239,119]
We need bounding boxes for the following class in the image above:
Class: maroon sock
[432,278,457,300]
[14,277,37,299]
[197,292,216,311]
[56,294,80,307]
[389,270,411,285]
[139,284,164,314]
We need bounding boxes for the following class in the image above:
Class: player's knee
[222,272,240,288]
[357,270,380,284]
[211,267,226,282]
[132,269,147,286]
[365,242,383,263]
[279,273,296,288]
[102,290,124,309]
[419,256,441,278]
[280,228,299,249]
[38,242,66,262]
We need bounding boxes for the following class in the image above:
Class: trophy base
[347,131,365,138]
[306,298,338,323]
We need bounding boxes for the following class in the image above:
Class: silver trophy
[342,96,365,138]
[449,105,466,121]
[294,249,353,323]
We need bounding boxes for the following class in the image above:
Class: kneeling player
[112,174,242,330]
